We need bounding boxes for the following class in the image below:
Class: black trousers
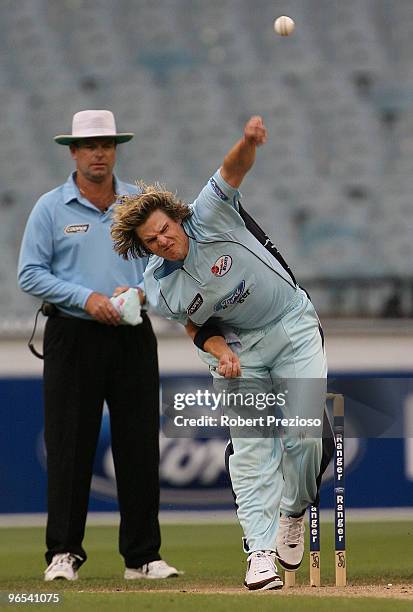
[43,313,161,568]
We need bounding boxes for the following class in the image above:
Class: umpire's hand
[85,292,121,325]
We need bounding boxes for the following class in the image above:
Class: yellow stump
[309,551,321,586]
[284,570,296,587]
[335,550,346,586]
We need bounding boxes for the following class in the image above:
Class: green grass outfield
[0,522,412,611]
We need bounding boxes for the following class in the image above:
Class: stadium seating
[1,0,412,325]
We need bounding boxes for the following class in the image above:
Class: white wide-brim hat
[54,110,134,145]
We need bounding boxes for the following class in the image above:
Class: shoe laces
[279,515,305,546]
[248,551,276,574]
[139,560,169,574]
[150,560,169,569]
[47,553,78,572]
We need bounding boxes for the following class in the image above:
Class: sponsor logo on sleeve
[64,224,90,234]
[214,280,248,312]
[209,177,229,201]
[211,255,232,277]
[186,293,204,315]
[238,288,251,303]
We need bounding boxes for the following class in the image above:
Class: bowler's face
[137,210,189,260]
[70,138,116,183]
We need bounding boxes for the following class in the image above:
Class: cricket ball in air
[274,15,295,36]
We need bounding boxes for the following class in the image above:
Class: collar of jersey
[62,172,132,205]
[153,258,183,280]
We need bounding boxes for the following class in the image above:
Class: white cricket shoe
[244,551,283,591]
[44,553,80,581]
[124,560,182,580]
[276,513,305,570]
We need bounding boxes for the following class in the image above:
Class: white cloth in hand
[110,288,143,326]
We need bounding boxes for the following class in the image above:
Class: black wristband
[193,325,224,351]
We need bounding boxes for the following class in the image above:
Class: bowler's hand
[113,286,146,305]
[244,116,267,147]
[200,333,242,378]
[85,292,121,325]
[217,349,242,378]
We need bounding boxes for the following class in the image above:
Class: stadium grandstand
[1,0,413,338]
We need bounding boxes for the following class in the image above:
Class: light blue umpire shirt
[144,169,300,330]
[18,172,145,320]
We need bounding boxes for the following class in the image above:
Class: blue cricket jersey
[144,169,299,330]
[18,173,146,319]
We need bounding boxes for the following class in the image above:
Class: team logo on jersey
[209,177,229,201]
[64,224,90,234]
[214,280,246,312]
[186,293,204,315]
[211,255,232,277]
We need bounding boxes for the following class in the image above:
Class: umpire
[18,110,178,581]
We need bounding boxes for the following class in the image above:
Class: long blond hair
[112,181,192,258]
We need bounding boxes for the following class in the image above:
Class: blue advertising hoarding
[0,374,412,513]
